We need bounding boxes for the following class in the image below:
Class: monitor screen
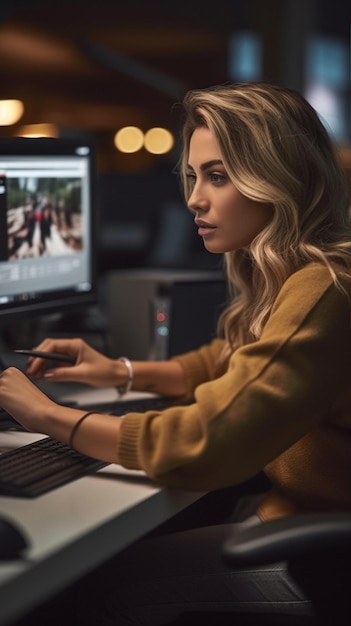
[0,136,96,327]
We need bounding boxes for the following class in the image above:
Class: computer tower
[107,269,228,360]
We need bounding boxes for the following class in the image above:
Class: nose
[187,183,209,215]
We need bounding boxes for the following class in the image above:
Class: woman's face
[186,126,272,253]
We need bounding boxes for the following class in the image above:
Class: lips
[195,219,216,237]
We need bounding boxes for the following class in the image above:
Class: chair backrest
[222,511,351,626]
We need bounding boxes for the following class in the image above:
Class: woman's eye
[210,172,226,184]
[186,173,196,187]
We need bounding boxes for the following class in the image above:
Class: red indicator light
[157,312,166,322]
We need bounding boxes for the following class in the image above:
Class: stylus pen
[14,349,76,364]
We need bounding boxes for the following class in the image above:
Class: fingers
[42,365,77,382]
[25,338,81,379]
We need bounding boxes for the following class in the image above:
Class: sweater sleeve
[118,265,351,490]
[170,337,227,398]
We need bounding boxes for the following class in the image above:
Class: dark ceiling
[1,0,350,172]
[0,1,244,137]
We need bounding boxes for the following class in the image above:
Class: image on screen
[6,176,83,260]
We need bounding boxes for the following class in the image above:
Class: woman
[2,81,351,623]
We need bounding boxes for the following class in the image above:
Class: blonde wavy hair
[178,81,351,354]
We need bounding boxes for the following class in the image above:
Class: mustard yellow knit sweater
[118,263,351,520]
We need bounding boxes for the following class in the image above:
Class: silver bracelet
[117,356,133,397]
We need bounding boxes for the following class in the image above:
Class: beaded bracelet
[68,411,98,450]
[117,356,134,397]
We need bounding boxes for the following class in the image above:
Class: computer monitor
[0,136,97,364]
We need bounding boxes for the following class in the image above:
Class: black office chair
[221,510,351,626]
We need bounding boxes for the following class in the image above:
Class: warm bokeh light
[114,126,144,153]
[144,127,174,154]
[0,99,24,125]
[15,123,59,138]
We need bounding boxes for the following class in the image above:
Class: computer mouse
[0,515,29,560]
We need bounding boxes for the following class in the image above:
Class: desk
[0,388,205,626]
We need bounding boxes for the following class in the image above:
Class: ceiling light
[15,123,59,138]
[114,126,144,153]
[0,99,24,125]
[144,127,174,154]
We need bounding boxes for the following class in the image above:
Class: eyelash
[186,172,226,187]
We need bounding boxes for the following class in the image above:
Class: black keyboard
[0,396,190,497]
[0,437,107,497]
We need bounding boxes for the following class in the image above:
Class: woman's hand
[0,367,58,433]
[0,367,123,461]
[23,336,188,397]
[24,337,125,388]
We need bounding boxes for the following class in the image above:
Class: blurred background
[1,0,351,276]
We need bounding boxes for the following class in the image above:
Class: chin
[204,244,223,254]
[203,242,233,254]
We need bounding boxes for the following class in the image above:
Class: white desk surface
[0,387,205,625]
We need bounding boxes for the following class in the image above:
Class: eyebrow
[187,159,224,172]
